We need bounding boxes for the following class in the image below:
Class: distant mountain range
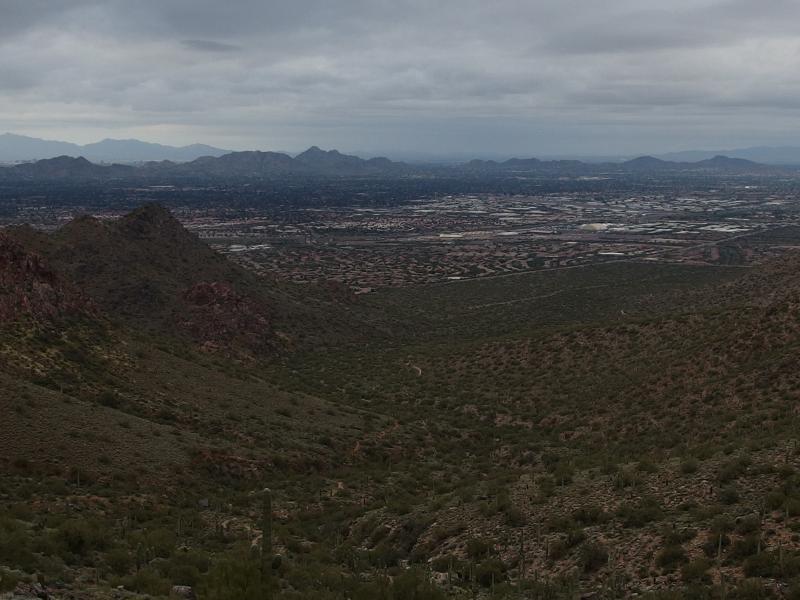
[174,146,409,177]
[0,147,412,180]
[8,132,800,168]
[0,147,789,182]
[462,153,774,176]
[657,146,800,165]
[0,133,229,163]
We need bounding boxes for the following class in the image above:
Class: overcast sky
[2,0,800,158]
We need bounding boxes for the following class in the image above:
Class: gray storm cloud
[2,0,800,156]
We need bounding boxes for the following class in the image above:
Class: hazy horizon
[9,130,800,165]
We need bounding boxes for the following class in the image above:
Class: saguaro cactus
[261,487,273,598]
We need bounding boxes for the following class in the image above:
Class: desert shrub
[549,528,585,561]
[371,541,404,567]
[681,558,712,584]
[169,549,211,575]
[475,558,506,587]
[638,459,658,473]
[168,563,201,587]
[0,568,20,593]
[662,527,697,546]
[537,476,556,500]
[618,497,663,528]
[352,569,446,600]
[702,533,730,558]
[719,486,740,505]
[466,538,491,560]
[551,462,574,486]
[765,490,786,511]
[656,545,687,572]
[200,552,270,600]
[106,547,133,576]
[504,506,526,527]
[122,567,170,596]
[786,579,800,600]
[638,591,683,600]
[430,555,460,574]
[744,551,800,578]
[134,528,176,559]
[577,542,608,573]
[0,518,36,572]
[572,505,608,526]
[743,552,780,578]
[390,568,447,599]
[731,535,760,559]
[56,519,108,559]
[369,524,391,546]
[97,391,121,408]
[736,515,761,535]
[733,578,773,600]
[680,457,699,474]
[614,468,640,489]
[718,457,749,484]
[549,539,570,561]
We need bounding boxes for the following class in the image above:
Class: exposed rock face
[0,233,92,323]
[179,281,273,354]
[170,586,197,600]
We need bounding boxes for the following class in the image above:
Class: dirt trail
[467,283,612,310]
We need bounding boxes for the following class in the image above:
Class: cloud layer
[3,0,800,156]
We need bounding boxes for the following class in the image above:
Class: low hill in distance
[660,145,800,165]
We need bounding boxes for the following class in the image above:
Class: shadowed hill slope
[6,204,379,356]
[0,206,380,494]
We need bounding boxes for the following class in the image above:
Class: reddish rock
[0,232,94,323]
[178,281,273,355]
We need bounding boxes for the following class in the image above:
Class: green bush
[734,578,773,600]
[680,458,699,474]
[504,506,526,527]
[656,545,687,572]
[106,547,133,576]
[168,564,201,587]
[200,553,270,600]
[56,519,108,558]
[572,505,608,526]
[743,552,779,578]
[0,568,21,593]
[736,515,761,535]
[466,537,491,559]
[389,568,447,599]
[718,486,740,505]
[121,567,170,595]
[578,542,608,573]
[475,558,506,587]
[0,524,36,572]
[618,497,663,528]
[681,558,712,584]
[731,535,759,559]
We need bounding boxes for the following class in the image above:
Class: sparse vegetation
[3,199,800,599]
